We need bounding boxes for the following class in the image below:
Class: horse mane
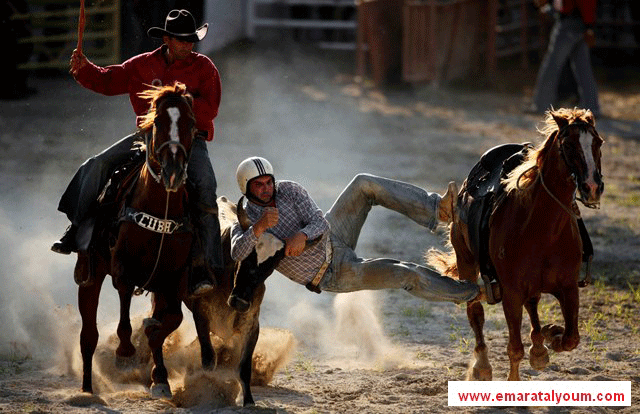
[137,82,194,132]
[502,107,595,195]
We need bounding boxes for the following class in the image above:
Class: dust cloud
[0,193,398,406]
[0,49,409,406]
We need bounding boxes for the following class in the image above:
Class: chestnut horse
[76,83,215,398]
[429,108,604,381]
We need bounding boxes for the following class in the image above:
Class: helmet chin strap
[245,175,276,206]
[246,191,275,206]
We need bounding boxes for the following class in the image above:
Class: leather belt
[306,234,332,294]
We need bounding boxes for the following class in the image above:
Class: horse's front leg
[524,297,549,370]
[239,319,260,406]
[466,301,492,381]
[502,297,525,381]
[78,268,107,393]
[187,297,215,369]
[144,294,183,399]
[114,282,137,367]
[543,287,580,352]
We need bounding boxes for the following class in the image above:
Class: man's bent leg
[186,138,224,296]
[53,133,140,253]
[325,174,442,250]
[321,246,479,303]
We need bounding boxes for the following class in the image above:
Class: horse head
[551,109,605,208]
[139,82,196,192]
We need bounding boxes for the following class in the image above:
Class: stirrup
[190,281,215,298]
[227,294,251,313]
[578,256,592,288]
[480,273,501,305]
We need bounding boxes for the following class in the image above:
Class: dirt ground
[0,40,639,413]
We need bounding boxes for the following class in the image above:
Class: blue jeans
[319,174,479,303]
[532,14,600,115]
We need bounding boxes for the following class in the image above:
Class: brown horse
[76,82,215,398]
[429,108,604,381]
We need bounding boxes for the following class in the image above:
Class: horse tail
[425,247,459,279]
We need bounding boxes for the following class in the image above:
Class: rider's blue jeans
[319,174,479,303]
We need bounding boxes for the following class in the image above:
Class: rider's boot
[189,208,224,298]
[438,181,458,223]
[51,224,79,255]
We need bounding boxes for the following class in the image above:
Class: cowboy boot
[51,224,78,255]
[438,181,458,223]
[189,208,224,297]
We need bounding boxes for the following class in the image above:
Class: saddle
[458,143,532,304]
[75,147,145,286]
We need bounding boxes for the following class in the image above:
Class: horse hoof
[541,324,564,340]
[529,345,550,370]
[469,363,492,381]
[227,295,251,313]
[115,354,137,369]
[150,383,172,399]
[143,318,162,328]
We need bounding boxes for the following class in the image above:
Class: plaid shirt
[230,180,330,286]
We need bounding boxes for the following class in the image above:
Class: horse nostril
[581,182,591,194]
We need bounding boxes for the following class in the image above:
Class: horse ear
[584,110,596,126]
[237,196,252,231]
[552,113,569,130]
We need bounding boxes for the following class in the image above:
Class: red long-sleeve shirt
[73,45,221,141]
[559,0,597,25]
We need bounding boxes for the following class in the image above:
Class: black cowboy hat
[147,9,208,42]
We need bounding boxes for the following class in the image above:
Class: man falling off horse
[52,9,222,296]
[228,157,483,308]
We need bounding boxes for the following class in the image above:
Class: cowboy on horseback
[52,9,222,296]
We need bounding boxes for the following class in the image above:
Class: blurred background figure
[528,0,601,117]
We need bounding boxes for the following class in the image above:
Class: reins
[134,190,171,296]
[515,152,577,221]
[538,172,577,220]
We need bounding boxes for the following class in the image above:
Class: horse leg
[238,321,260,406]
[503,298,525,381]
[451,233,492,381]
[542,287,580,352]
[144,294,183,399]
[187,298,215,369]
[466,301,492,381]
[524,297,549,371]
[78,271,106,393]
[115,283,136,367]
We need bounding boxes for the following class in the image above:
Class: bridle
[144,131,190,186]
[556,121,602,209]
[144,96,193,187]
[516,121,601,218]
[133,97,193,296]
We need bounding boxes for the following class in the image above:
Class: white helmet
[236,156,274,195]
